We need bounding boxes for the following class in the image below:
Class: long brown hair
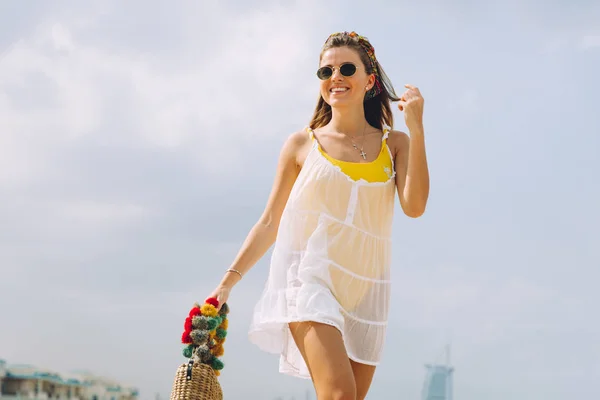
[309,32,400,130]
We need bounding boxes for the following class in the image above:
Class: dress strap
[306,126,314,140]
[381,127,390,141]
[381,127,395,172]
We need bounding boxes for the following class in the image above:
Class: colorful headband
[325,31,383,99]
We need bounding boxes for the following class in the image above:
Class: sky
[0,0,599,399]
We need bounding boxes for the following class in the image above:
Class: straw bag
[170,298,229,400]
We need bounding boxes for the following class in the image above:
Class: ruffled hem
[248,283,385,379]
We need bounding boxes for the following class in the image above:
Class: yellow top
[308,127,394,183]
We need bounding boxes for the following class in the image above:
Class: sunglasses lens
[317,64,356,80]
[317,67,332,80]
[340,63,356,76]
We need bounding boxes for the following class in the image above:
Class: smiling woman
[206,31,430,400]
[311,32,400,132]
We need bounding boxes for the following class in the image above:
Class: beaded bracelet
[180,297,229,376]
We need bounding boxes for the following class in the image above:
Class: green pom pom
[182,345,194,358]
[216,328,227,340]
[192,316,209,330]
[219,303,229,315]
[206,317,219,331]
[211,357,224,371]
[190,329,208,345]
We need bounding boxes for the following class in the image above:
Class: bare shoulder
[286,128,311,148]
[386,129,410,158]
[280,128,313,167]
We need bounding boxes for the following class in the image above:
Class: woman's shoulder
[386,129,409,156]
[277,127,313,167]
[279,127,312,152]
[386,128,409,142]
[286,127,312,146]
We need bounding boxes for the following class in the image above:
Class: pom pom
[195,345,212,363]
[219,318,229,330]
[214,336,226,346]
[207,332,216,348]
[215,328,227,340]
[205,317,219,331]
[219,303,229,315]
[211,357,224,371]
[182,345,194,358]
[190,329,209,345]
[189,307,202,318]
[212,343,224,357]
[179,301,229,376]
[192,316,209,330]
[200,303,218,317]
[181,331,192,344]
[205,297,219,308]
[212,315,222,328]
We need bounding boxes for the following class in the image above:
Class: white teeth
[330,88,348,93]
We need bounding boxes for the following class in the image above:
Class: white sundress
[248,126,396,379]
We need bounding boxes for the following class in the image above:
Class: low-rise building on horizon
[0,358,138,400]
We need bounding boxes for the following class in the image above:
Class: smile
[330,87,349,93]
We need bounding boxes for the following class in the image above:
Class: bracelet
[226,268,243,279]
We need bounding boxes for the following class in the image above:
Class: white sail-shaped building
[421,345,454,400]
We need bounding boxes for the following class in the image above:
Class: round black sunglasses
[316,63,357,80]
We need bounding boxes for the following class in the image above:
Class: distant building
[0,359,138,400]
[421,345,454,400]
[0,360,6,387]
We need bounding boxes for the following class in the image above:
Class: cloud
[543,33,600,53]
[0,1,324,189]
[0,0,329,264]
[393,264,557,334]
[580,34,600,50]
[447,89,480,113]
[58,200,154,225]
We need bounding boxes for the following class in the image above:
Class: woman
[207,31,429,399]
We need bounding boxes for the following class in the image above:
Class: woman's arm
[393,84,430,218]
[217,131,309,289]
[392,127,429,218]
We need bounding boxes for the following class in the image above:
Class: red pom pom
[184,317,192,331]
[189,307,202,318]
[205,297,219,308]
[181,331,192,344]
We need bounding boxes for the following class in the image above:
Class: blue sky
[1,1,598,399]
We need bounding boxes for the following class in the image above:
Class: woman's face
[318,46,374,108]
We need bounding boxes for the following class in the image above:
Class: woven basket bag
[170,359,223,400]
[170,299,229,400]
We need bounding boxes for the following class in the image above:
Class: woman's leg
[289,321,357,400]
[350,360,376,400]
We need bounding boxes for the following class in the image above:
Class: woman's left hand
[399,84,424,130]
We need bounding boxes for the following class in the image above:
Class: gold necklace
[349,122,368,160]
